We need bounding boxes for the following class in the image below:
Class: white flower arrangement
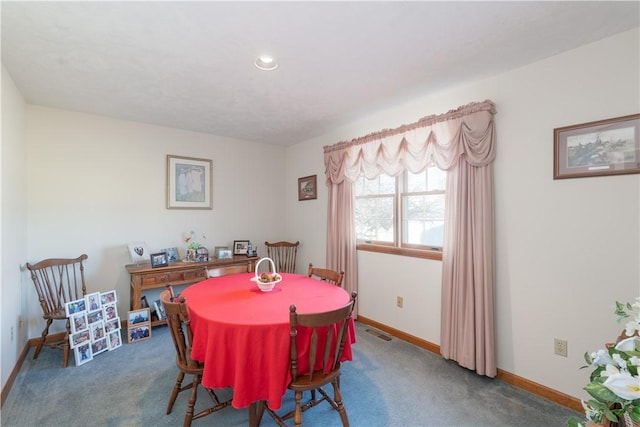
[568,298,640,427]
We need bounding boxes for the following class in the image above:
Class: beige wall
[1,65,28,389]
[286,28,640,401]
[23,107,288,338]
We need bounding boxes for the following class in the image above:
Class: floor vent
[365,329,392,341]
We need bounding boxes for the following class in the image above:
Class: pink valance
[323,100,496,183]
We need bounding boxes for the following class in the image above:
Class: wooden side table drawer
[141,274,169,286]
[169,268,206,283]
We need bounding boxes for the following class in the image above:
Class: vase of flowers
[568,298,640,427]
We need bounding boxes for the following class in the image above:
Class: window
[355,166,446,260]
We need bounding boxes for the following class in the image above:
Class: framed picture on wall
[298,175,317,201]
[554,114,640,179]
[166,155,213,209]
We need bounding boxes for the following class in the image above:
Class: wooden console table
[126,256,258,326]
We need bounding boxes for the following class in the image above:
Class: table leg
[248,401,265,427]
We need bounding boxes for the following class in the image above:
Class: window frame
[355,168,444,261]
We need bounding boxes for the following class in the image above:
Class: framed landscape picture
[554,114,640,179]
[298,175,317,201]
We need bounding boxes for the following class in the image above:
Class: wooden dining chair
[26,254,89,368]
[307,263,344,287]
[160,287,232,427]
[207,263,251,278]
[258,292,357,427]
[265,241,300,273]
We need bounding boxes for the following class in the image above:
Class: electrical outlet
[396,296,403,308]
[554,338,568,357]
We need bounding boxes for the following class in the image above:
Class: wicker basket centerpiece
[255,257,282,292]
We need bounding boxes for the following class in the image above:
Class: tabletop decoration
[254,257,282,292]
[568,297,640,427]
[183,230,209,262]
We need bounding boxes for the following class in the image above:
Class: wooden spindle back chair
[308,263,345,287]
[26,254,88,368]
[264,241,300,273]
[260,292,357,427]
[160,287,231,427]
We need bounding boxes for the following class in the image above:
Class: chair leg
[332,380,349,427]
[167,371,185,415]
[62,341,70,368]
[33,319,52,360]
[62,319,71,368]
[184,375,199,427]
[294,390,303,427]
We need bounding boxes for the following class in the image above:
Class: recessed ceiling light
[255,56,278,71]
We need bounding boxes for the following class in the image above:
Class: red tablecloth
[180,272,355,410]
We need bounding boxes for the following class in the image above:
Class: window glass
[355,166,445,252]
[355,175,395,243]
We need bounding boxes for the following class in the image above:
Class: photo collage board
[65,289,122,366]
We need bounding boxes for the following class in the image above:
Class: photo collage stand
[66,289,122,366]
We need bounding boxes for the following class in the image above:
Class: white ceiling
[2,1,639,146]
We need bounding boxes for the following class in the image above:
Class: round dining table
[180,272,355,424]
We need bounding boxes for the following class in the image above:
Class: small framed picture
[128,242,150,264]
[128,324,151,343]
[85,292,101,312]
[103,303,118,321]
[160,247,179,263]
[69,329,91,348]
[128,308,150,325]
[153,299,166,321]
[65,298,86,317]
[150,252,169,268]
[74,342,92,366]
[100,290,117,305]
[233,240,250,255]
[298,175,317,201]
[105,317,121,333]
[554,114,640,179]
[214,246,229,258]
[87,309,104,325]
[218,249,232,259]
[91,322,105,341]
[108,330,122,350]
[70,312,88,334]
[91,337,109,356]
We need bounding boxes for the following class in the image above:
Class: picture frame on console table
[233,240,250,255]
[553,114,640,179]
[150,252,169,268]
[166,155,213,209]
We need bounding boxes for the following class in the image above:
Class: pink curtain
[323,100,497,376]
[326,180,358,314]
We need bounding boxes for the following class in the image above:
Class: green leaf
[566,416,585,427]
[585,382,624,404]
[630,406,640,422]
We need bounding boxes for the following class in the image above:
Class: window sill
[356,243,443,261]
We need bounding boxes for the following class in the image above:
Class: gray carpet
[1,322,580,426]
